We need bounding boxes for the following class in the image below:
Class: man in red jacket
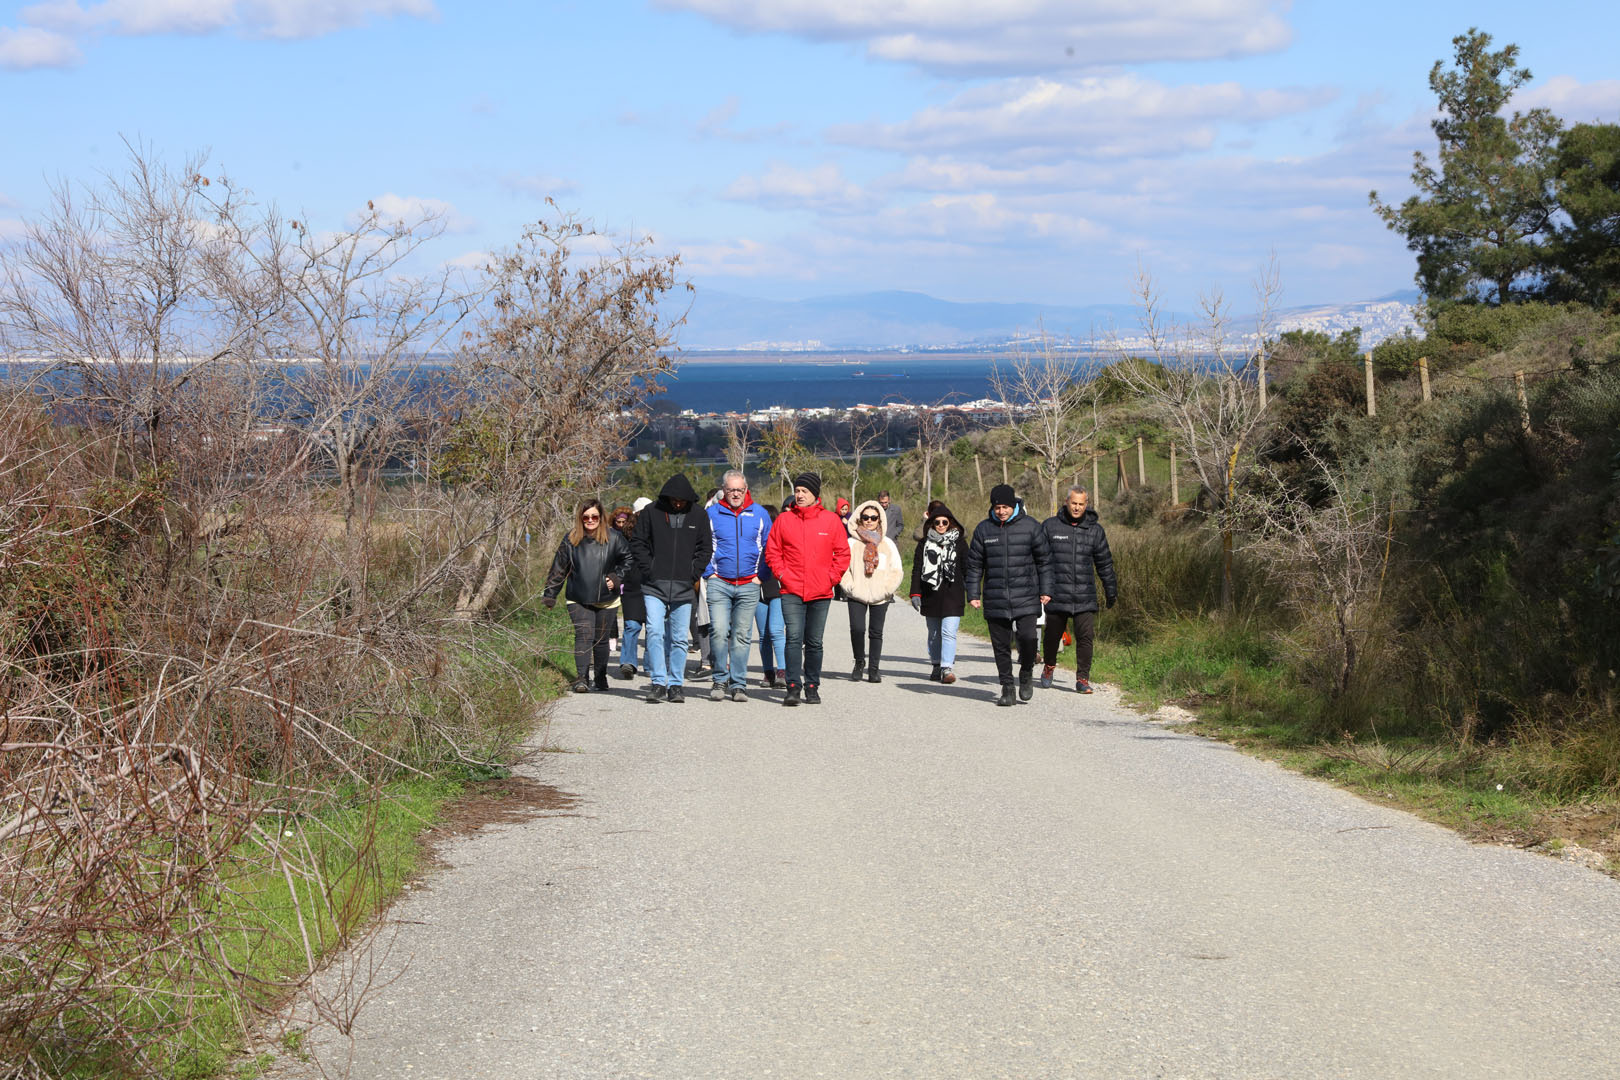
[764,472,851,706]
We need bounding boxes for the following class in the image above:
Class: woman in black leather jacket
[544,499,632,692]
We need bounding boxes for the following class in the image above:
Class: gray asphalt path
[276,605,1620,1079]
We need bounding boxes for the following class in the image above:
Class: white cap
[632,496,653,512]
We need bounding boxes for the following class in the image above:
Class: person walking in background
[841,498,903,683]
[879,490,904,546]
[630,474,713,704]
[705,470,771,702]
[910,499,969,685]
[1039,486,1118,694]
[835,496,852,523]
[543,499,631,693]
[964,484,1053,707]
[754,504,787,689]
[610,505,644,678]
[764,472,850,707]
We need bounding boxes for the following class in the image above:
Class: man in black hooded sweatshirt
[964,484,1053,707]
[630,474,714,703]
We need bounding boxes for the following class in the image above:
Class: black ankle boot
[783,683,801,707]
[851,662,864,682]
[804,684,821,704]
[997,684,1017,707]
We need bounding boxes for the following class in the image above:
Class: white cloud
[1517,75,1620,124]
[5,0,433,63]
[698,95,793,142]
[368,193,475,233]
[655,0,1292,74]
[829,74,1336,162]
[724,161,874,213]
[0,25,80,67]
[0,218,29,242]
[445,249,491,271]
[499,172,579,199]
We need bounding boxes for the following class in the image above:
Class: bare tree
[725,414,753,475]
[435,214,684,619]
[845,406,885,502]
[1108,260,1280,611]
[1245,436,1398,696]
[990,328,1102,517]
[758,413,808,503]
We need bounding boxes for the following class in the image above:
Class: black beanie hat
[793,472,822,498]
[990,483,1017,507]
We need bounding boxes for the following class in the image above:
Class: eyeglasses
[723,487,746,494]
[581,512,600,521]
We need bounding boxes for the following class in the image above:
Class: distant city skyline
[2,1,1617,313]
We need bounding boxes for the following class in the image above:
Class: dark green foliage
[1371,28,1562,306]
[1548,122,1620,310]
[1429,299,1581,351]
[1371,331,1427,378]
[1268,329,1363,389]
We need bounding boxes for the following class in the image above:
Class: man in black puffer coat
[964,484,1053,706]
[1039,486,1118,694]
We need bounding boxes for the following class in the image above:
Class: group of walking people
[542,470,1117,708]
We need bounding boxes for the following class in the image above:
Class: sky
[2,1,1618,313]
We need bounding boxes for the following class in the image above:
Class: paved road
[277,606,1620,1079]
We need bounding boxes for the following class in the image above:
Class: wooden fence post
[1115,448,1129,496]
[1364,352,1376,418]
[1136,436,1146,488]
[1418,356,1431,402]
[973,454,984,497]
[1515,371,1532,435]
[1002,458,1009,485]
[1170,441,1179,505]
[1092,453,1100,504]
[942,457,950,499]
[1258,349,1268,409]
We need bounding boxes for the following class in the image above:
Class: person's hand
[542,596,556,609]
[1039,594,1051,606]
[1106,594,1117,610]
[910,595,922,614]
[970,599,981,609]
[604,576,616,592]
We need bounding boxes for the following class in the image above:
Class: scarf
[921,528,960,590]
[857,526,883,575]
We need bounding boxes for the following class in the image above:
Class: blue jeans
[619,619,642,671]
[780,594,831,688]
[755,596,785,673]
[927,615,961,668]
[707,579,761,691]
[642,595,692,688]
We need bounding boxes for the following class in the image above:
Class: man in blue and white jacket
[704,470,774,702]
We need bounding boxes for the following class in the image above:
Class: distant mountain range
[673,288,1423,351]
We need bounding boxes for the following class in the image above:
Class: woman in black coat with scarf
[909,499,970,685]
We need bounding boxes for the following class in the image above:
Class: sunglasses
[933,518,951,526]
[859,514,879,522]
[581,512,601,521]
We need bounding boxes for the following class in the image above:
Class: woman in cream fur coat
[840,498,904,683]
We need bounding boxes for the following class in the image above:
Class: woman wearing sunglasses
[543,498,631,693]
[909,499,969,684]
[839,498,904,683]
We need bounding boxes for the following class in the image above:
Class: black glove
[1106,594,1117,610]
[542,595,557,609]
[910,595,923,614]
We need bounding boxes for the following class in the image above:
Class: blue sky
[2,1,1617,312]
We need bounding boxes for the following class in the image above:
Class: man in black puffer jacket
[630,473,714,704]
[1039,486,1118,694]
[964,484,1053,707]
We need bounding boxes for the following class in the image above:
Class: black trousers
[847,600,889,669]
[566,603,614,681]
[1042,610,1097,679]
[985,612,1040,685]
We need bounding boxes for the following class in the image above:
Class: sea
[661,352,1104,413]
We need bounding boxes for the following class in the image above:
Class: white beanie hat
[632,496,653,512]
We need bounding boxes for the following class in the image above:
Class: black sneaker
[850,663,864,682]
[618,664,636,680]
[1019,670,1034,702]
[783,684,801,707]
[997,684,1017,707]
[644,684,666,704]
[865,669,881,683]
[804,684,821,704]
[929,665,942,682]
[667,685,686,704]
[571,678,590,693]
